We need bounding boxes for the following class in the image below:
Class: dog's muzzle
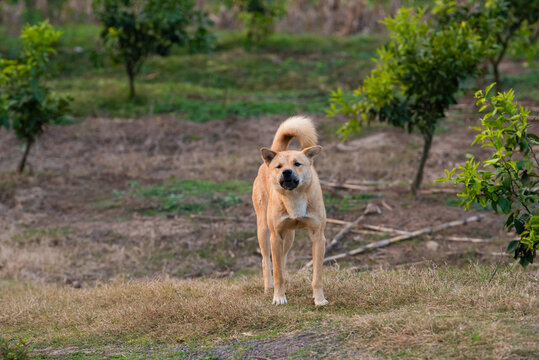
[280,169,299,190]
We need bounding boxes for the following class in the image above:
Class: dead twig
[301,215,484,270]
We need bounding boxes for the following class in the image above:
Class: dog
[252,116,328,306]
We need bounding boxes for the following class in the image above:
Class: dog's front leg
[270,232,287,305]
[310,228,328,306]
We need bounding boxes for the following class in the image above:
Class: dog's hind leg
[281,230,295,279]
[257,217,273,293]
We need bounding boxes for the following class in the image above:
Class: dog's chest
[285,200,307,220]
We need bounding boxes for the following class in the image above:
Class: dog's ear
[261,147,277,165]
[302,145,322,161]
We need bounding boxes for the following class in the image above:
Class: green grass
[324,192,381,213]
[110,178,251,216]
[502,70,539,101]
[1,25,383,121]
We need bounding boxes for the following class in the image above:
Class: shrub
[433,0,539,93]
[0,21,71,173]
[438,83,538,266]
[327,8,484,195]
[0,338,30,360]
[92,0,215,100]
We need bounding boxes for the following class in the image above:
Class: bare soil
[2,100,536,289]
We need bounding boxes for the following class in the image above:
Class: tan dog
[252,116,328,306]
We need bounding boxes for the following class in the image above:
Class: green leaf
[506,240,519,254]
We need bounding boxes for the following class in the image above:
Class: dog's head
[260,146,322,192]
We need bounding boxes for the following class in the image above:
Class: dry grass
[1,264,537,358]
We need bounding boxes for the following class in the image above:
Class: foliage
[0,21,71,173]
[0,338,30,360]
[92,0,215,100]
[327,8,484,195]
[438,84,538,266]
[227,0,287,47]
[433,0,539,93]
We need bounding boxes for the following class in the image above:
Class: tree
[438,84,538,266]
[226,0,286,47]
[0,21,71,173]
[327,8,484,195]
[93,0,215,100]
[433,0,539,94]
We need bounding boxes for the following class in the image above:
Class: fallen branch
[362,224,409,235]
[189,215,252,222]
[442,236,490,243]
[419,188,459,194]
[301,215,484,270]
[325,203,380,252]
[326,214,367,252]
[320,180,385,192]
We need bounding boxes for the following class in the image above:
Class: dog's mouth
[280,177,299,190]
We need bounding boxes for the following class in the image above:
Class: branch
[301,215,484,270]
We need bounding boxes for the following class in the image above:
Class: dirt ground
[0,99,538,288]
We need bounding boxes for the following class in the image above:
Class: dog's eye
[276,164,282,169]
[294,162,301,167]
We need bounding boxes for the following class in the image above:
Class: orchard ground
[0,27,538,359]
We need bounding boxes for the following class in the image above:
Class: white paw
[272,294,287,305]
[314,298,328,306]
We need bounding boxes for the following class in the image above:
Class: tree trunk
[127,65,135,100]
[18,137,33,173]
[492,60,501,94]
[411,130,433,196]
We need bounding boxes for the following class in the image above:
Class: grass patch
[502,70,539,101]
[0,265,536,359]
[2,25,383,121]
[112,178,251,216]
[324,192,381,213]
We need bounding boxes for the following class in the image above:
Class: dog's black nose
[282,169,293,177]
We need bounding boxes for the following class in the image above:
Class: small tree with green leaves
[433,0,539,94]
[0,21,71,173]
[327,8,484,195]
[438,84,538,266]
[226,0,286,47]
[93,0,215,100]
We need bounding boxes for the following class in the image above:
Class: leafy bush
[93,0,215,100]
[227,0,287,47]
[327,8,484,195]
[0,338,30,360]
[438,84,538,266]
[434,0,539,93]
[0,21,71,173]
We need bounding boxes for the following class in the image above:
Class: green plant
[92,0,215,100]
[327,8,484,195]
[433,0,539,93]
[0,338,29,360]
[0,21,71,173]
[227,0,287,47]
[438,84,538,266]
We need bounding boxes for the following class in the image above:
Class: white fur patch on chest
[281,198,308,220]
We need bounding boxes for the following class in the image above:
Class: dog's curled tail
[271,116,318,152]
